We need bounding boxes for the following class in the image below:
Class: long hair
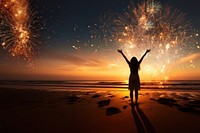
[130,57,140,70]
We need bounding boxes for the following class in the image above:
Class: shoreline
[0,80,200,88]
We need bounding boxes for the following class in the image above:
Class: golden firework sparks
[90,0,198,80]
[0,0,38,65]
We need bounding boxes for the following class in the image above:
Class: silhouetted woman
[118,49,150,105]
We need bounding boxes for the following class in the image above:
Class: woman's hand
[146,49,151,53]
[117,49,123,53]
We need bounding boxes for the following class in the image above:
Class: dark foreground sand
[0,88,200,133]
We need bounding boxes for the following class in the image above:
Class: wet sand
[0,88,200,133]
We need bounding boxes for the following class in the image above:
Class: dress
[128,64,140,90]
[129,74,140,90]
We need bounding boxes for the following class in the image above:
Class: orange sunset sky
[0,0,199,81]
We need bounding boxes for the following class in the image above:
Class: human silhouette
[118,49,150,105]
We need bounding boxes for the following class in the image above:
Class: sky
[0,0,199,80]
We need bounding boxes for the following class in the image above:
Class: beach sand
[0,88,200,133]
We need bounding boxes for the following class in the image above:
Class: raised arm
[138,49,151,65]
[117,49,130,65]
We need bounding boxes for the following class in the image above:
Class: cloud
[42,50,106,68]
[176,53,200,64]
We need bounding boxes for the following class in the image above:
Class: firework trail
[0,0,39,65]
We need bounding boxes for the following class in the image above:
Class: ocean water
[0,80,200,91]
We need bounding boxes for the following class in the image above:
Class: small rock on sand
[123,105,128,109]
[92,94,101,98]
[124,96,129,98]
[106,107,121,116]
[67,95,80,103]
[151,97,177,107]
[97,99,110,107]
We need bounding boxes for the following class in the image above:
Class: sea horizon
[0,80,200,91]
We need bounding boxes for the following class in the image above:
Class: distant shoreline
[0,80,200,91]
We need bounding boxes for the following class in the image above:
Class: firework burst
[147,1,161,17]
[113,0,197,79]
[114,0,190,49]
[90,0,198,79]
[0,0,40,65]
